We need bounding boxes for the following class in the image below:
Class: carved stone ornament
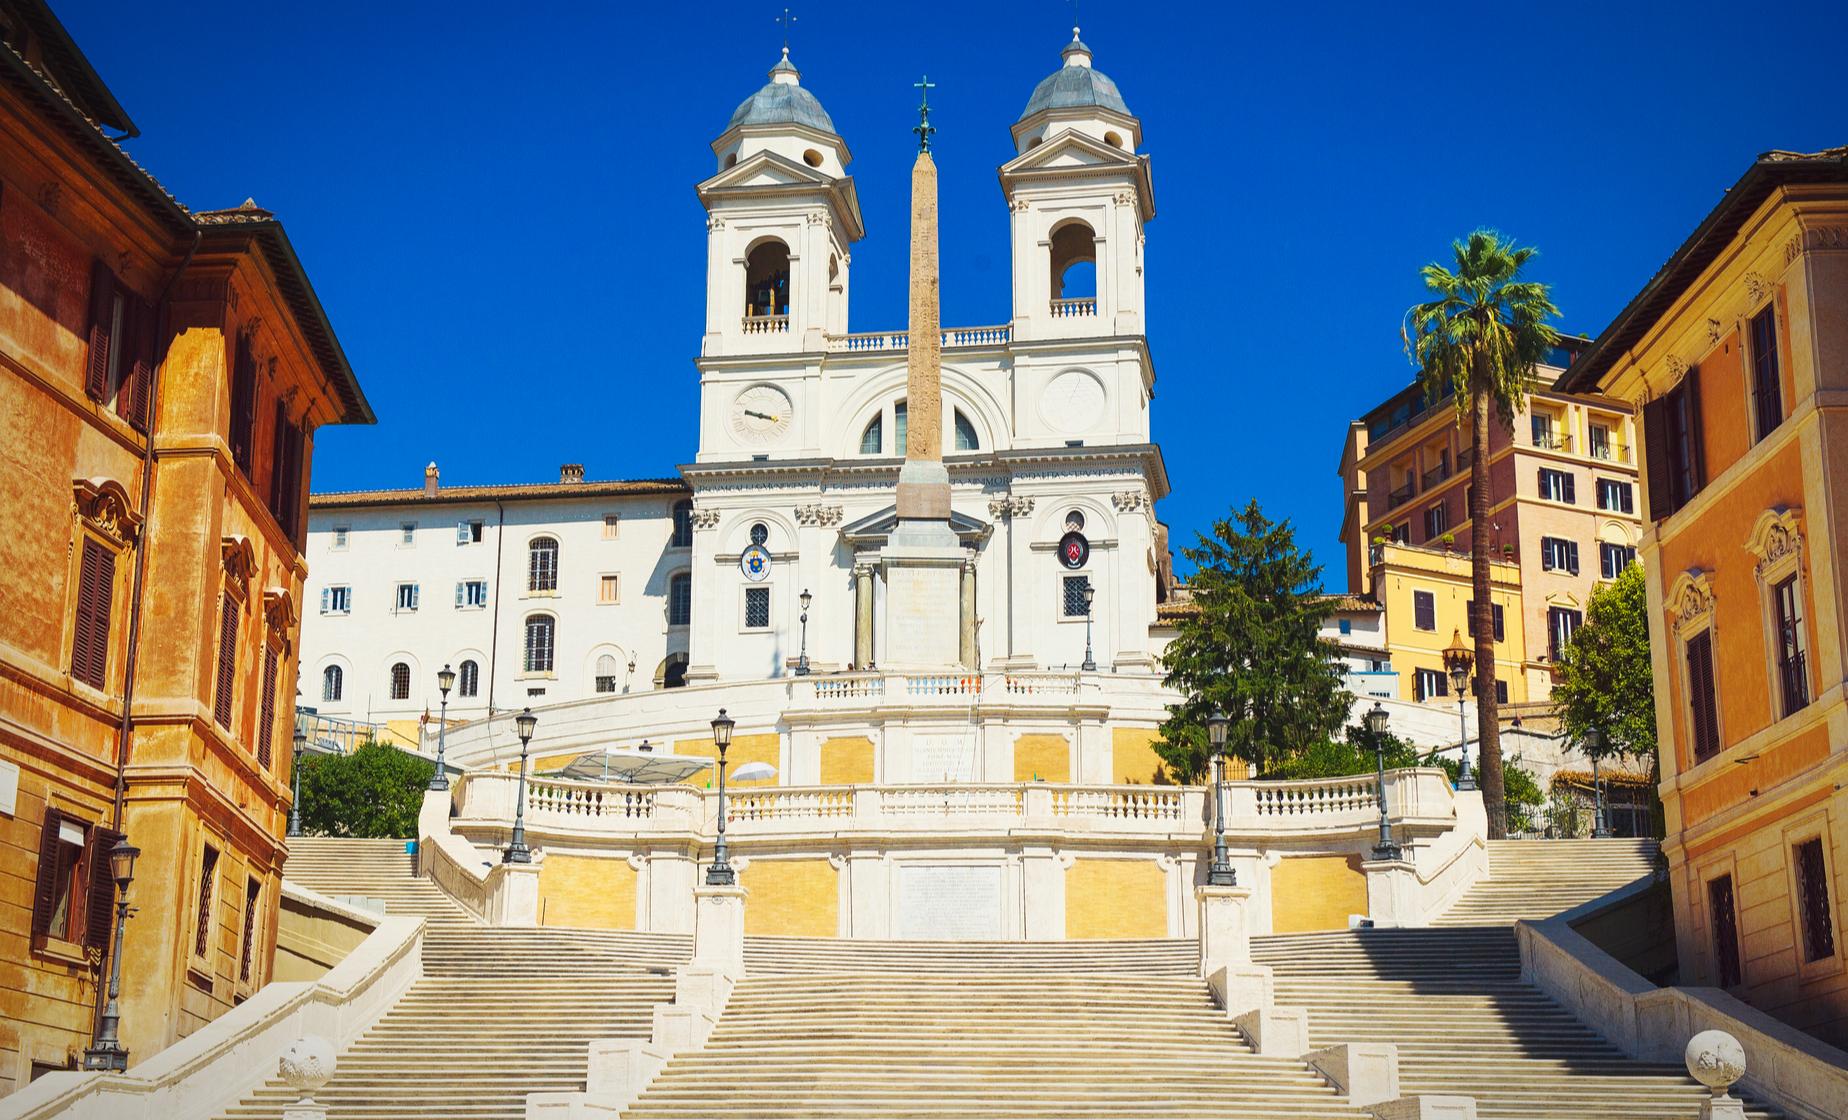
[706,216,725,232]
[1788,225,1848,264]
[1111,490,1149,512]
[278,1034,336,1100]
[690,508,722,529]
[262,586,298,635]
[220,535,258,598]
[1745,506,1803,576]
[1114,190,1136,206]
[38,180,62,214]
[1666,569,1715,625]
[987,495,1036,520]
[806,211,829,228]
[1707,318,1722,344]
[1010,198,1031,213]
[795,503,843,527]
[1663,354,1688,380]
[1683,1029,1745,1098]
[71,478,142,548]
[1743,272,1770,304]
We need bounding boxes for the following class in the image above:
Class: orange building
[0,1,370,1091]
[1559,146,1847,1046]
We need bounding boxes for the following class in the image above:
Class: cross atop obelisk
[894,79,949,526]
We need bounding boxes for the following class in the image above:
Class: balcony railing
[1588,441,1633,464]
[741,314,789,334]
[827,325,1012,353]
[1387,481,1417,508]
[1779,652,1810,718]
[1049,297,1097,318]
[1421,463,1450,489]
[1531,432,1572,453]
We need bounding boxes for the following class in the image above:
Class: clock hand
[744,409,779,422]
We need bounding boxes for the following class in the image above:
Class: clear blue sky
[62,1,1848,591]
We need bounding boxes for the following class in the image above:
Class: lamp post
[82,838,140,1072]
[1080,578,1097,673]
[1366,702,1401,861]
[504,708,537,864]
[795,589,812,676]
[1585,727,1613,838]
[1205,711,1236,886]
[1442,628,1476,791]
[706,709,737,886]
[429,663,455,791]
[289,727,307,838]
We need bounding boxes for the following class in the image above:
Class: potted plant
[1440,532,1456,550]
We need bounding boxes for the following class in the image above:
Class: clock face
[730,384,794,447]
[1041,370,1105,433]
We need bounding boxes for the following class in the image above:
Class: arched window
[657,653,689,690]
[668,573,692,627]
[894,400,908,450]
[1050,221,1097,301]
[388,662,410,700]
[953,410,979,452]
[524,615,555,674]
[322,664,343,702]
[671,500,694,548]
[859,413,883,455]
[595,654,620,694]
[458,659,479,698]
[528,536,559,593]
[744,240,790,318]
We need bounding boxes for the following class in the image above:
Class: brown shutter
[229,336,258,474]
[70,538,115,689]
[268,400,289,524]
[1685,366,1707,493]
[120,298,155,432]
[214,593,239,730]
[257,644,278,769]
[1642,396,1671,520]
[84,824,125,953]
[84,260,116,402]
[30,808,64,939]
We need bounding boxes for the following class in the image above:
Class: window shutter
[84,824,125,952]
[228,336,257,474]
[1685,368,1707,492]
[268,400,290,523]
[214,593,239,730]
[320,587,330,614]
[71,539,115,689]
[257,645,278,769]
[118,298,154,431]
[1562,474,1576,504]
[455,581,465,607]
[85,260,116,402]
[1642,397,1672,519]
[1567,541,1580,575]
[30,808,63,939]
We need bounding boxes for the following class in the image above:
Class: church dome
[1018,31,1132,122]
[726,49,837,135]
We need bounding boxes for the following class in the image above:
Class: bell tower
[698,49,865,356]
[1000,31,1154,342]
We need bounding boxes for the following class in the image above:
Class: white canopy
[540,747,713,786]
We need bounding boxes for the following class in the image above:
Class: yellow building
[1557,145,1847,1047]
[1338,355,1645,708]
[0,2,370,1091]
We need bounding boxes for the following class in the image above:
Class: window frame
[1785,820,1840,980]
[1537,467,1576,505]
[321,585,352,615]
[1411,590,1436,632]
[522,613,557,676]
[601,514,621,540]
[456,579,489,610]
[393,582,420,613]
[322,663,344,703]
[1060,575,1093,620]
[398,521,417,547]
[456,519,484,545]
[670,501,694,548]
[1750,513,1811,725]
[1547,605,1583,662]
[188,840,221,979]
[1748,302,1783,444]
[1540,536,1580,575]
[1596,478,1635,514]
[237,876,263,995]
[1413,667,1448,702]
[667,572,693,628]
[1599,541,1637,580]
[330,526,349,551]
[1705,867,1745,989]
[741,584,772,632]
[458,659,480,698]
[526,536,560,594]
[388,661,412,701]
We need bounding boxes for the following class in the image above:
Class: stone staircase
[219,838,688,1120]
[1253,926,1781,1120]
[1433,838,1659,926]
[743,933,1196,975]
[622,959,1372,1119]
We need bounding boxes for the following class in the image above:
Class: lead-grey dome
[726,50,837,135]
[1018,35,1132,122]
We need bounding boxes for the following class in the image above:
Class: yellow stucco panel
[819,736,875,785]
[741,858,837,936]
[1065,858,1167,939]
[538,853,635,930]
[1013,734,1071,782]
[1270,854,1369,933]
[1110,727,1170,784]
[673,732,780,786]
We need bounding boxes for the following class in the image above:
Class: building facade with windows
[0,0,369,1091]
[1557,145,1848,1046]
[1336,354,1645,708]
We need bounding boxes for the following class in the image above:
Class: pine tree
[1157,501,1351,781]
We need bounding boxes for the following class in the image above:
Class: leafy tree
[1404,230,1560,838]
[1551,564,1657,767]
[1265,725,1423,780]
[1157,501,1350,781]
[297,741,434,838]
[1502,761,1547,833]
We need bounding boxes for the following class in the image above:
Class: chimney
[423,461,439,497]
[560,463,585,484]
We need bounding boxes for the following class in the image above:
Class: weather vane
[913,74,936,152]
[777,7,797,52]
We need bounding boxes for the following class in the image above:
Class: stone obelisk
[881,82,965,668]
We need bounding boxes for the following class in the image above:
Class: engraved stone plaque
[911,732,976,783]
[896,865,1003,940]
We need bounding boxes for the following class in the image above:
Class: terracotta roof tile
[309,477,690,510]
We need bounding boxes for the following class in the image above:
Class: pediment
[698,150,832,193]
[1000,130,1137,175]
[841,505,991,547]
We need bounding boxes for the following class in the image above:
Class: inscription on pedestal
[896,865,1003,940]
[911,732,976,783]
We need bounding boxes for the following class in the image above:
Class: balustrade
[525,775,656,819]
[1253,776,1378,817]
[827,325,1011,353]
[1049,297,1097,318]
[1050,786,1182,820]
[741,314,790,335]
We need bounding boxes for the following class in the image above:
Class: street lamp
[429,663,456,791]
[706,709,737,886]
[289,727,307,838]
[1205,711,1236,886]
[795,589,813,676]
[1585,726,1613,838]
[1442,628,1476,791]
[504,708,537,864]
[1366,702,1402,861]
[82,838,140,1072]
[1080,578,1098,673]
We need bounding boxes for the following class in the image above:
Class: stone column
[958,556,977,667]
[692,884,747,978]
[853,563,874,668]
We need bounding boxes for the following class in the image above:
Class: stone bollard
[692,884,748,977]
[278,1035,336,1120]
[1684,1029,1747,1120]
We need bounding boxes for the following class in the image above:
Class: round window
[750,523,769,546]
[1065,510,1086,533]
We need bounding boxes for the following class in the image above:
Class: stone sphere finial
[1684,1029,1746,1097]
[279,1034,337,1098]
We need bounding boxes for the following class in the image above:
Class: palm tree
[1403,230,1559,838]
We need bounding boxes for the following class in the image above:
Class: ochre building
[0,0,369,1092]
[1559,145,1847,1046]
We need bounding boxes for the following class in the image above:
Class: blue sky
[62,1,1848,591]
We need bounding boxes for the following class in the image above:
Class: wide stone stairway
[220,838,690,1120]
[1252,926,1781,1120]
[1433,837,1659,925]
